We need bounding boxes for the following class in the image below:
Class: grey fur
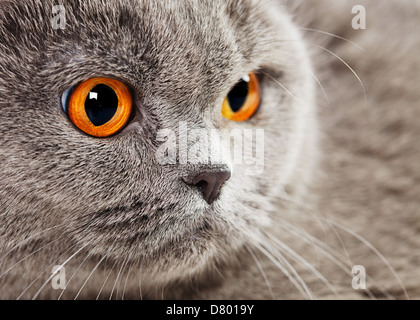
[0,0,418,299]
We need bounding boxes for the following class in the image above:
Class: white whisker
[244,243,275,299]
[251,240,308,299]
[0,237,61,279]
[326,218,409,300]
[0,224,65,263]
[96,259,118,300]
[122,260,134,300]
[57,252,92,300]
[138,258,143,300]
[74,255,106,300]
[32,241,91,300]
[277,218,392,299]
[259,237,314,299]
[300,27,365,52]
[310,70,329,104]
[109,256,129,300]
[309,42,367,107]
[265,231,340,297]
[261,70,302,106]
[273,194,397,299]
[16,242,78,300]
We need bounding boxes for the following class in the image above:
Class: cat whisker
[276,191,352,268]
[254,0,278,13]
[258,236,315,299]
[279,221,379,299]
[263,188,399,299]
[118,257,132,300]
[328,223,353,267]
[279,220,351,271]
[325,218,410,300]
[244,243,275,300]
[288,219,392,299]
[0,223,65,263]
[109,256,129,300]
[31,241,92,300]
[326,221,398,300]
[16,271,48,300]
[117,256,132,300]
[75,236,121,300]
[310,70,330,104]
[16,242,78,300]
[252,46,330,106]
[258,36,367,108]
[0,237,61,279]
[300,27,365,52]
[74,255,106,300]
[264,230,341,297]
[276,215,394,299]
[57,251,93,300]
[138,258,143,300]
[261,70,303,106]
[161,281,167,300]
[121,259,134,300]
[276,189,330,242]
[308,42,368,108]
[250,239,310,299]
[96,259,118,300]
[274,193,399,299]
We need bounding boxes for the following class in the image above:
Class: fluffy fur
[0,0,418,299]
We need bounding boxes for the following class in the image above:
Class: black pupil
[85,84,118,126]
[227,78,249,113]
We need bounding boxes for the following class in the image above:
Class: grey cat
[0,0,419,299]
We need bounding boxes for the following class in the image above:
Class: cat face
[0,0,315,292]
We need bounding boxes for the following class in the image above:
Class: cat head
[0,0,315,287]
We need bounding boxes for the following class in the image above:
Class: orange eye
[221,72,261,122]
[65,77,133,137]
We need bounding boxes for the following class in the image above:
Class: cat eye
[63,77,133,137]
[221,72,261,122]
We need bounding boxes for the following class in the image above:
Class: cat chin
[134,237,247,289]
[72,205,255,287]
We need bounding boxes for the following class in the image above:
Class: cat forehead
[0,0,274,72]
[0,0,283,106]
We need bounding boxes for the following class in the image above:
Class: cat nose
[183,170,231,204]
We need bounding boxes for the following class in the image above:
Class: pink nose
[184,170,231,204]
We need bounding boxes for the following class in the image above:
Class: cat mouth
[75,198,219,249]
[176,219,213,242]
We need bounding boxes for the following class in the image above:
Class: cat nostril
[195,180,208,194]
[184,171,231,205]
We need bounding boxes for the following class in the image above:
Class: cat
[0,0,419,299]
